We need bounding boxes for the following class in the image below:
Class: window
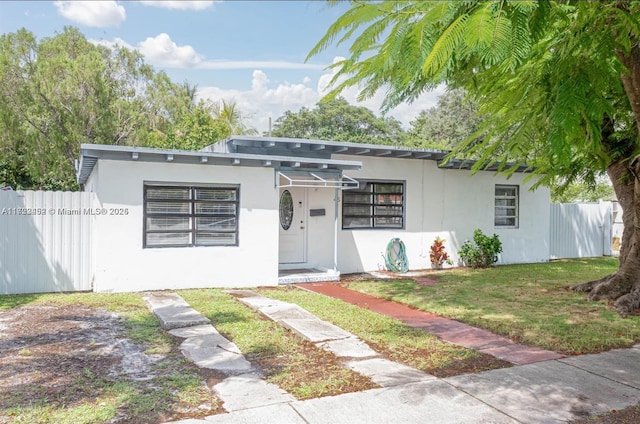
[342,181,404,229]
[495,185,518,227]
[144,185,239,248]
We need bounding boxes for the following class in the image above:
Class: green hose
[385,238,409,273]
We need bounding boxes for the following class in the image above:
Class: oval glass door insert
[279,190,294,230]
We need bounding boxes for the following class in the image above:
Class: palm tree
[211,99,257,135]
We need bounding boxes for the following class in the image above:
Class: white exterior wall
[441,168,550,265]
[334,156,550,273]
[89,160,278,292]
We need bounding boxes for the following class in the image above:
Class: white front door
[279,187,306,263]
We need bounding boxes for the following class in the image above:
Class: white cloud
[138,1,218,10]
[197,62,444,135]
[90,37,134,51]
[198,70,319,134]
[54,1,126,28]
[96,33,323,70]
[138,33,203,67]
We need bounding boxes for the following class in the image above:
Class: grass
[257,286,510,377]
[1,258,636,421]
[179,289,376,399]
[0,292,219,424]
[345,257,640,354]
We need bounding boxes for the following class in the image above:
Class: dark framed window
[144,184,239,248]
[495,185,518,227]
[342,181,404,229]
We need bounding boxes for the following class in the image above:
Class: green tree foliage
[552,179,615,204]
[311,1,640,315]
[412,88,613,202]
[408,88,482,150]
[0,27,194,190]
[146,101,231,150]
[270,98,406,144]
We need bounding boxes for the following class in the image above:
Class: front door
[279,187,306,263]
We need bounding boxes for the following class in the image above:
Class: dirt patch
[569,403,640,424]
[0,304,222,423]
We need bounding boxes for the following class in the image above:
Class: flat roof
[210,136,532,173]
[77,137,532,185]
[208,135,450,160]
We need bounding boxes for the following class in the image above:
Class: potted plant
[429,236,452,269]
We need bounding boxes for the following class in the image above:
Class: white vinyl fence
[0,190,94,294]
[550,202,613,259]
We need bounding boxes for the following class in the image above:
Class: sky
[0,1,444,134]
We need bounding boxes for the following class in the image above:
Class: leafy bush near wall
[459,229,503,268]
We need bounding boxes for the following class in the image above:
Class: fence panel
[0,190,94,294]
[550,202,612,259]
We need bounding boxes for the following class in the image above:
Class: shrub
[459,229,503,268]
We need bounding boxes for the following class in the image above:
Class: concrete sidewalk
[173,345,640,424]
[144,291,640,424]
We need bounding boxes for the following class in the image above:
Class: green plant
[458,229,503,268]
[429,237,453,267]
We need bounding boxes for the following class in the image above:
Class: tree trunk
[572,158,640,317]
[571,35,640,317]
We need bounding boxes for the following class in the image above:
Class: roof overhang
[208,136,533,173]
[76,144,362,185]
[209,135,450,161]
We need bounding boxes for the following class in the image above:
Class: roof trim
[76,144,362,185]
[212,135,450,161]
[210,136,533,173]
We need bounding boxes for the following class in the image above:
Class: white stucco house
[76,136,550,292]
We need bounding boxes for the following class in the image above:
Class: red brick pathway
[296,282,565,365]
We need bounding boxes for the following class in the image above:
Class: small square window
[495,185,518,228]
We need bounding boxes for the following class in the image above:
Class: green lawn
[345,257,640,354]
[257,286,510,377]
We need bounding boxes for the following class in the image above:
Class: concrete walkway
[142,293,296,412]
[143,291,640,424]
[297,282,564,365]
[232,290,435,388]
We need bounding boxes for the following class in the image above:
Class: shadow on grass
[243,341,285,359]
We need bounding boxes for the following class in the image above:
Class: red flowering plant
[429,237,452,268]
